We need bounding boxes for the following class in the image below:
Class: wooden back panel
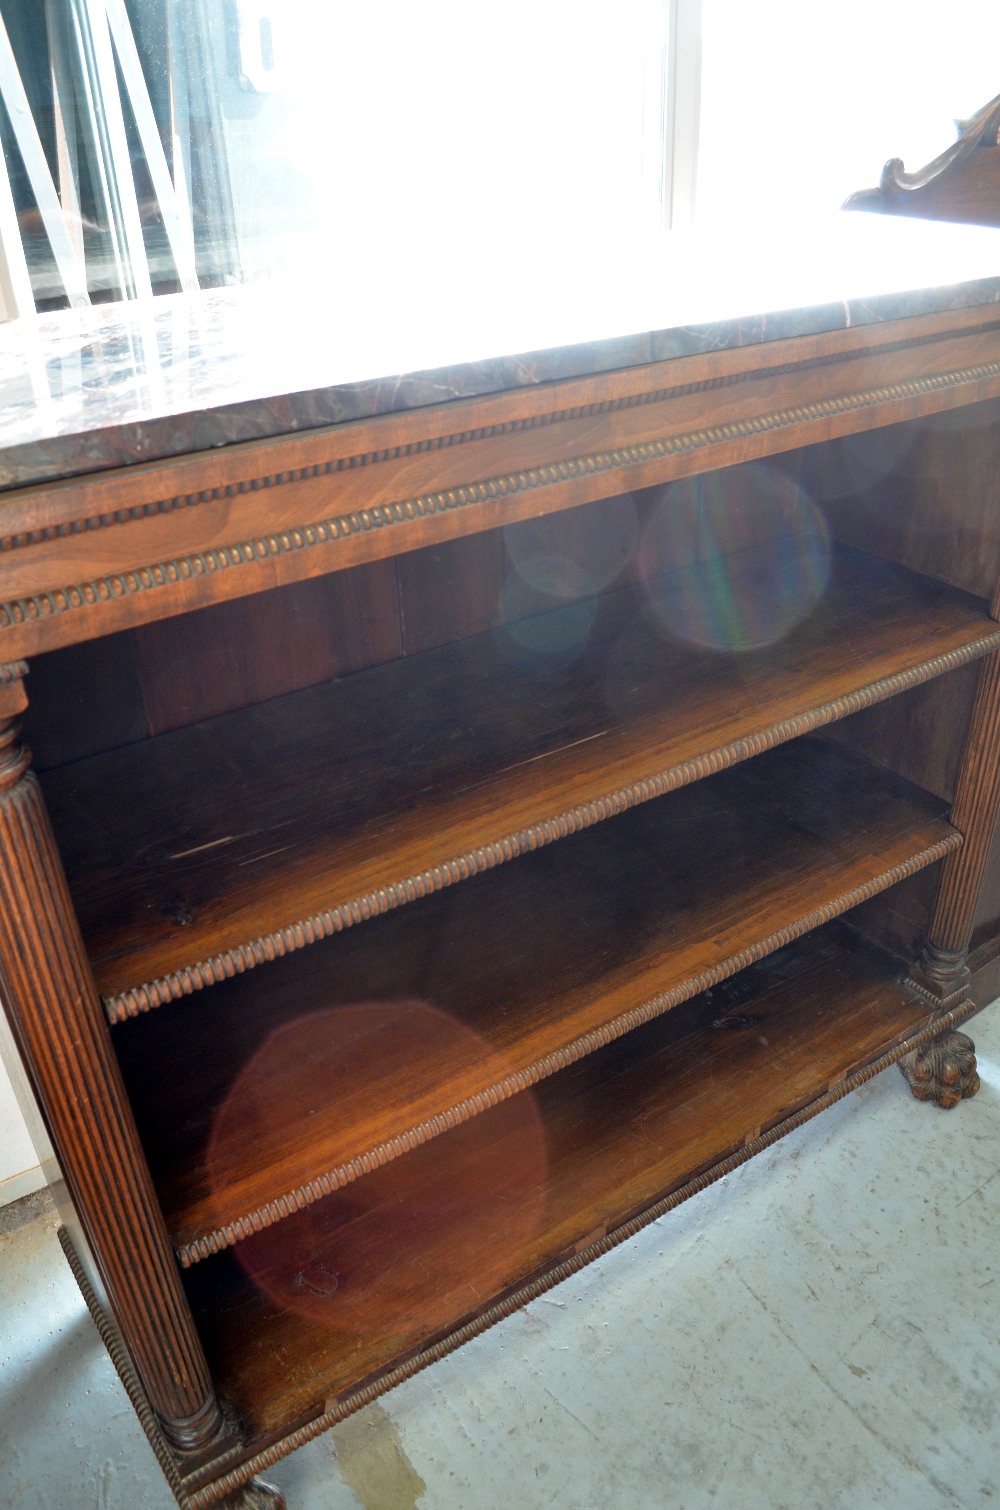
[23,459,801,769]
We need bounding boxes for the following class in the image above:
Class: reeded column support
[0,664,222,1451]
[906,642,1000,1102]
[918,649,1000,983]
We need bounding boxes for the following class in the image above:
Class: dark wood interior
[22,467,790,772]
[112,736,957,1265]
[180,924,939,1443]
[37,534,999,1018]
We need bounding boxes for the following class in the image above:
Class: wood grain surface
[928,649,1000,954]
[4,307,1000,662]
[0,721,222,1449]
[6,266,1000,1510]
[815,398,1000,600]
[41,543,998,1017]
[179,925,936,1443]
[22,461,791,773]
[134,560,403,736]
[111,737,958,1265]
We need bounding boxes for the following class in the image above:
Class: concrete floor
[2,1004,999,1510]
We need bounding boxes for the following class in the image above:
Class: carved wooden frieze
[4,309,1000,660]
[846,91,1000,224]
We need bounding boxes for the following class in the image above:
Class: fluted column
[0,664,222,1451]
[921,648,1000,980]
[902,589,1000,1106]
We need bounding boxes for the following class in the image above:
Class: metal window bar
[663,0,702,229]
[0,128,31,318]
[0,0,236,318]
[47,0,85,266]
[76,0,153,299]
[102,0,199,292]
[0,9,90,308]
[63,0,133,303]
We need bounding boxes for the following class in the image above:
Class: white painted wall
[0,1051,44,1205]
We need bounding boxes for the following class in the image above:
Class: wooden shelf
[113,738,959,1266]
[42,543,1000,1019]
[180,924,943,1448]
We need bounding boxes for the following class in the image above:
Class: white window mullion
[77,0,152,299]
[0,141,32,320]
[664,0,702,229]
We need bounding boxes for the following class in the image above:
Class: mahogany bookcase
[2,218,1000,1506]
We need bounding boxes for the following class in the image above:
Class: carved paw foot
[222,1479,286,1509]
[898,1030,980,1108]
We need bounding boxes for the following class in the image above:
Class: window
[0,1,692,318]
[6,0,996,324]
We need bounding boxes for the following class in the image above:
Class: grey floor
[3,1005,999,1510]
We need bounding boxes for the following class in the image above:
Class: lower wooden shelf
[180,923,950,1454]
[113,737,959,1266]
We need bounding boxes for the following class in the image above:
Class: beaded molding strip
[174,829,962,1266]
[59,998,980,1505]
[4,319,989,554]
[57,1229,192,1505]
[172,995,979,1507]
[104,630,1000,1024]
[6,359,1000,637]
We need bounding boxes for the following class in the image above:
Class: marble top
[2,213,1000,495]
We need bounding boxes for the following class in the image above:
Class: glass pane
[696,0,1000,225]
[0,0,672,310]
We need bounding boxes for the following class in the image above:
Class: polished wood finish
[844,96,1000,967]
[134,560,403,736]
[179,927,945,1447]
[21,629,148,771]
[972,829,1000,951]
[5,304,1000,662]
[20,472,802,775]
[822,661,978,805]
[4,249,1000,1507]
[808,402,1000,966]
[40,543,1000,1019]
[397,531,504,653]
[498,489,642,620]
[0,676,221,1451]
[845,92,1000,225]
[917,650,1000,1001]
[112,737,958,1264]
[813,401,1000,602]
[897,1028,980,1106]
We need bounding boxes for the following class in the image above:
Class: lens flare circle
[206,1000,548,1332]
[640,468,830,653]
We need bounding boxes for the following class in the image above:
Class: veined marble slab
[1,213,1000,493]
